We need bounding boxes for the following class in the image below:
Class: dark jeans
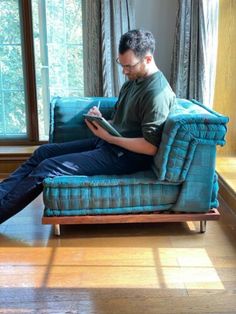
[0,137,152,223]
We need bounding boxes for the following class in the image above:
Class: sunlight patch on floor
[0,247,225,290]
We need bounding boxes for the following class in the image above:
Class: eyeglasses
[115,58,143,70]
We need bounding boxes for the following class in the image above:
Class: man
[0,29,176,224]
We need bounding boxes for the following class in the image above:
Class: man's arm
[108,136,157,156]
[85,120,157,156]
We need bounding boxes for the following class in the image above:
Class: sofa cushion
[43,170,180,216]
[153,99,228,182]
[49,96,117,143]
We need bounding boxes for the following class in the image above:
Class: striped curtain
[82,0,135,97]
[170,0,219,107]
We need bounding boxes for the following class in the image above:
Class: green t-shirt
[112,71,176,146]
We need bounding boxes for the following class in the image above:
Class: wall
[213,0,236,156]
[134,0,178,80]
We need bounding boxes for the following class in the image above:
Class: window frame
[0,0,39,145]
[20,0,39,144]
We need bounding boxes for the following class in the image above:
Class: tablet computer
[83,114,122,137]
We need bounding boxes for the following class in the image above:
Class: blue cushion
[43,170,180,216]
[49,96,117,143]
[153,98,229,182]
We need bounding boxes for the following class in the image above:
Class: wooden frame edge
[42,208,220,225]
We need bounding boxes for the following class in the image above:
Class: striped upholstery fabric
[171,144,219,212]
[153,98,228,182]
[43,171,180,216]
[43,97,228,217]
[49,96,117,143]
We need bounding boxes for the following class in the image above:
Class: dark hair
[119,29,155,58]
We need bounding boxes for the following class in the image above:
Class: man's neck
[145,64,159,77]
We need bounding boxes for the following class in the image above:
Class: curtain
[170,0,219,107]
[82,0,135,97]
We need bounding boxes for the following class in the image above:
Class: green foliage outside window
[0,0,84,141]
[0,1,26,137]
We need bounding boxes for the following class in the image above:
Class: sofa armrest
[153,98,229,182]
[49,96,118,143]
[150,98,229,212]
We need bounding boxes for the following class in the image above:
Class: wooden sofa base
[42,208,220,236]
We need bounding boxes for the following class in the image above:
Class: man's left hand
[85,119,112,142]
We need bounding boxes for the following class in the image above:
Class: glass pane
[2,91,26,135]
[32,0,84,141]
[0,0,27,138]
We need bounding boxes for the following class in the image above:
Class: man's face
[117,50,147,81]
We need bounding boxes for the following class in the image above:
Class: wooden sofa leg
[54,224,61,236]
[200,220,206,233]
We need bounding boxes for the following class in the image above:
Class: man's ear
[145,54,153,64]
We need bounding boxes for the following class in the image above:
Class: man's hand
[87,106,102,117]
[85,120,113,142]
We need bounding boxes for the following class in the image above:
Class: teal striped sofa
[42,97,228,235]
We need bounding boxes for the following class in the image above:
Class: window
[0,1,27,139]
[0,0,84,143]
[32,0,84,140]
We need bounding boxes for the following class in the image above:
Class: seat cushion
[43,170,180,216]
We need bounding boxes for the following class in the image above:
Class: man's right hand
[87,106,102,117]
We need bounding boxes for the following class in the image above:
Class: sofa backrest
[49,96,117,143]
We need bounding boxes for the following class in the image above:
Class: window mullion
[38,0,50,137]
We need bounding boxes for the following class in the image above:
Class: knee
[29,158,56,179]
[32,144,54,163]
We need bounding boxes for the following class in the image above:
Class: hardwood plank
[0,291,236,314]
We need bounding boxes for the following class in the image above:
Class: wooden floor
[0,195,236,314]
